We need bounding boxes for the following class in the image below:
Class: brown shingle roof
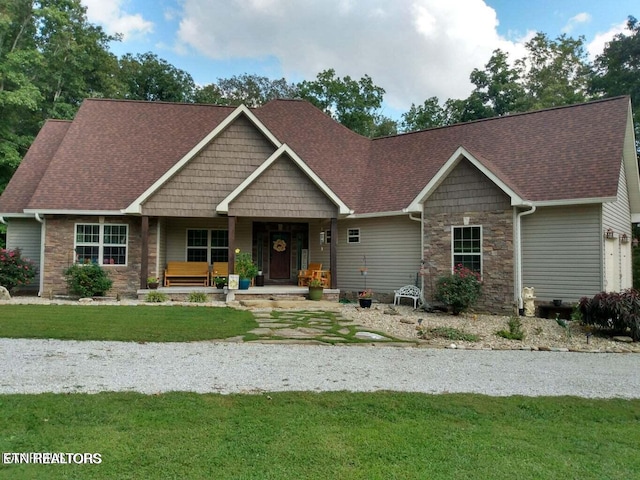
[0,95,632,216]
[0,120,71,214]
[27,99,235,211]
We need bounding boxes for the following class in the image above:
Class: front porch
[137,285,340,303]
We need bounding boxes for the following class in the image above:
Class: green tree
[401,97,447,132]
[516,33,591,109]
[298,69,386,137]
[0,0,119,192]
[468,49,526,117]
[117,52,195,102]
[195,74,298,107]
[591,16,640,153]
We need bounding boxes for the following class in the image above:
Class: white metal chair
[393,285,421,309]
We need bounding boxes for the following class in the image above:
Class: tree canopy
[0,0,638,205]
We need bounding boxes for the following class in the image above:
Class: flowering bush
[0,248,37,292]
[434,264,482,315]
[358,289,373,298]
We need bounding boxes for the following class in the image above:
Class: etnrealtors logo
[3,452,102,464]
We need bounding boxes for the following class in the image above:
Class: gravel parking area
[1,338,639,398]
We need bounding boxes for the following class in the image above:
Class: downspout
[34,213,45,297]
[408,211,425,302]
[515,203,536,310]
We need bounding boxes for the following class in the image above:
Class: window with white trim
[452,226,482,274]
[186,229,229,263]
[75,223,128,265]
[347,228,360,244]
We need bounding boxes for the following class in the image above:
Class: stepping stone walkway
[246,309,405,344]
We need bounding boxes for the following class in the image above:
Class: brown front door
[270,232,291,279]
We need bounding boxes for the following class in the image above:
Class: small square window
[347,228,360,244]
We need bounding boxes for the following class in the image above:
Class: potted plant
[234,249,258,290]
[358,289,373,308]
[308,277,324,301]
[213,275,227,289]
[147,276,159,289]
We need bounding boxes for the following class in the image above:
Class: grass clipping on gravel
[0,392,639,479]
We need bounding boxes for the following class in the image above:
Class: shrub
[145,291,169,303]
[579,290,640,341]
[188,291,208,303]
[0,248,37,292]
[63,263,113,297]
[434,264,482,315]
[496,315,525,340]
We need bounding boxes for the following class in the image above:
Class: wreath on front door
[273,238,287,252]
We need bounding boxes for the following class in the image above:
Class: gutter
[34,213,45,297]
[515,203,536,310]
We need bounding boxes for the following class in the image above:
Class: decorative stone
[613,336,634,343]
[354,331,387,341]
[78,297,94,303]
[400,318,415,324]
[0,286,11,300]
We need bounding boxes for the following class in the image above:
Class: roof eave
[216,144,353,216]
[406,146,526,211]
[123,104,283,214]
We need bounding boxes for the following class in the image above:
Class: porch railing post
[140,216,149,289]
[330,217,337,288]
[228,216,236,274]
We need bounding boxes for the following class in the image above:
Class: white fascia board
[406,146,525,211]
[217,144,353,216]
[623,101,640,214]
[531,197,615,207]
[347,210,409,219]
[23,209,124,216]
[0,212,36,218]
[123,104,283,214]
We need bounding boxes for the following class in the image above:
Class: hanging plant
[273,239,287,252]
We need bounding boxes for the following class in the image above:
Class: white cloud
[562,12,591,34]
[82,0,153,40]
[586,21,629,61]
[174,0,528,110]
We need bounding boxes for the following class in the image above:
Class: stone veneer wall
[422,209,514,314]
[43,216,157,298]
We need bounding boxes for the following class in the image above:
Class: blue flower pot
[239,278,251,290]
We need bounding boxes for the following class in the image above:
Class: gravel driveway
[1,339,639,398]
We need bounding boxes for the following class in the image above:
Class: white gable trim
[216,144,353,216]
[123,105,282,214]
[406,146,525,212]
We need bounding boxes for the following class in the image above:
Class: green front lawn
[0,392,638,479]
[0,305,257,342]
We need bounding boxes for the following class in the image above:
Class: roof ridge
[379,95,631,141]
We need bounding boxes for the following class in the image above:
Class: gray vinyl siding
[6,218,41,289]
[310,216,421,294]
[521,205,602,302]
[602,158,631,236]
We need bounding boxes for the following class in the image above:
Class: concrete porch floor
[137,285,340,302]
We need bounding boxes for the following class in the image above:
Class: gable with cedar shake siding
[0,96,637,311]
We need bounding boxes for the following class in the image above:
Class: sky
[81,0,637,118]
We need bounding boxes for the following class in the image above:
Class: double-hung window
[187,229,229,263]
[347,228,360,244]
[452,226,482,274]
[75,223,128,265]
